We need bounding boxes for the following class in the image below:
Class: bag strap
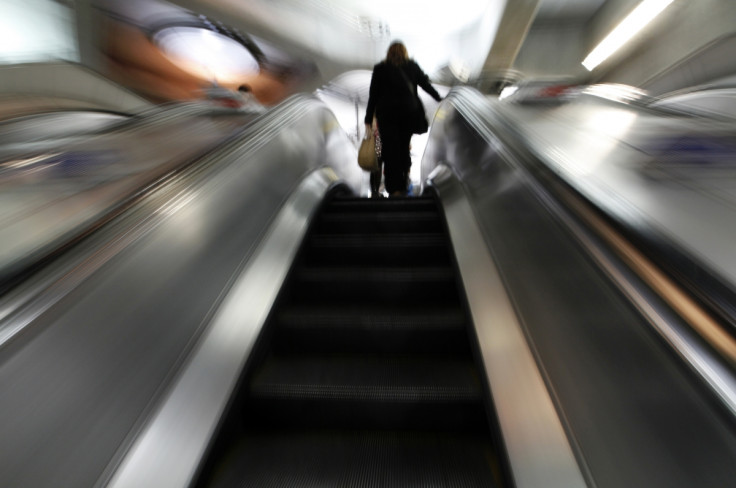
[396,65,422,112]
[397,64,415,97]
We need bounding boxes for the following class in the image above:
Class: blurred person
[364,41,442,197]
[203,81,242,108]
[101,18,298,105]
[237,84,265,112]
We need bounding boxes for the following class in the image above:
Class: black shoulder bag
[398,66,429,134]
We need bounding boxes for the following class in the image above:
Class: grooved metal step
[314,212,442,234]
[244,354,486,430]
[205,430,498,488]
[325,197,438,213]
[310,233,446,247]
[289,266,459,305]
[273,306,469,354]
[295,266,455,283]
[275,306,466,330]
[272,306,469,354]
[250,354,482,402]
[305,233,450,266]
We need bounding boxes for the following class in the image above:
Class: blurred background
[4,0,734,102]
[3,0,734,187]
[2,1,736,488]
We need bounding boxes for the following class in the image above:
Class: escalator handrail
[0,94,351,349]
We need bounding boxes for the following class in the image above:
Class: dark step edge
[249,383,482,402]
[275,311,466,330]
[295,267,455,281]
[310,234,447,245]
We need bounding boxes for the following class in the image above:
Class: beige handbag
[358,132,379,172]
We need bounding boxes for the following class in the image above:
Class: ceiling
[536,0,607,20]
[100,0,609,83]
[93,0,631,105]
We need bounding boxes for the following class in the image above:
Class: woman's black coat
[364,60,442,129]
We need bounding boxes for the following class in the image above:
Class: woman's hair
[386,41,408,65]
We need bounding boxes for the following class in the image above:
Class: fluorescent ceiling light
[582,0,674,71]
[154,27,259,82]
[499,85,518,100]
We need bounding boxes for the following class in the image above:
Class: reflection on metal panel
[423,86,736,488]
[105,169,338,488]
[0,95,361,488]
[429,165,588,488]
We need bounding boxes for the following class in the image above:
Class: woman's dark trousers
[379,124,413,194]
[370,165,382,195]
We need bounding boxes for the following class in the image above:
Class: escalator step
[272,306,468,353]
[305,233,450,266]
[326,197,437,213]
[204,430,500,488]
[275,306,466,330]
[310,233,447,247]
[314,211,442,234]
[246,354,486,430]
[249,354,482,402]
[288,266,459,305]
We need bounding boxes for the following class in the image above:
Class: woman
[364,41,442,197]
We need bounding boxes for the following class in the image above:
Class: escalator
[195,193,506,487]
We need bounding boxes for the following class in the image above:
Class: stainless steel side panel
[105,169,338,488]
[428,165,587,488]
[0,95,361,488]
[495,90,736,317]
[422,88,736,488]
